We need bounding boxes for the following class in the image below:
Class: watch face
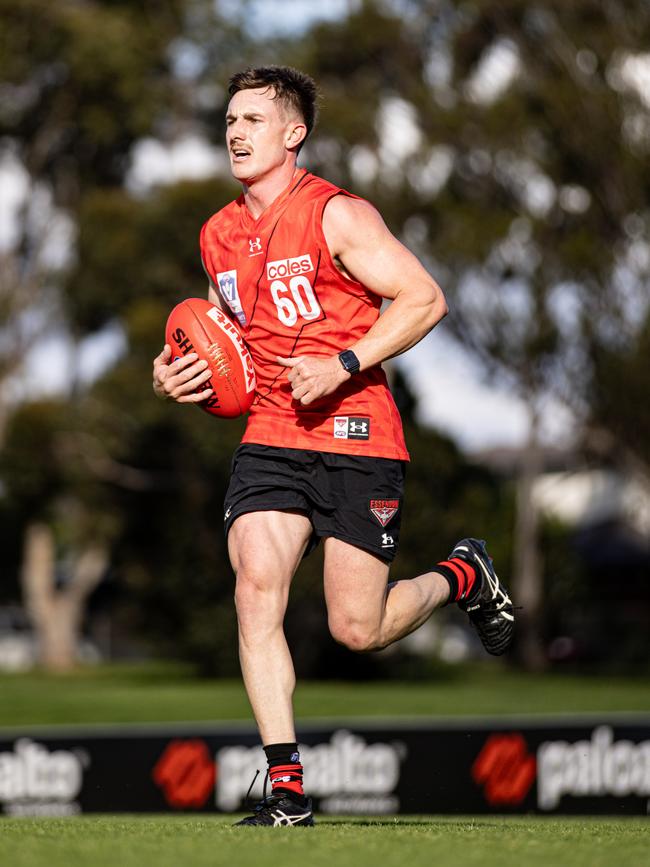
[339,350,360,374]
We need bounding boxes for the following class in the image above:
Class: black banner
[0,716,648,817]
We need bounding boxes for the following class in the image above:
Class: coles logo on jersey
[266,254,314,280]
[334,417,370,440]
[216,270,246,327]
[369,499,399,527]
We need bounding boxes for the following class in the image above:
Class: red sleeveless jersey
[199,169,409,460]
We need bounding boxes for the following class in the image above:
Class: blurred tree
[0,0,247,378]
[282,0,650,669]
[65,177,238,335]
[0,0,244,668]
[587,312,650,472]
[2,0,649,676]
[0,399,110,668]
[0,0,186,198]
[428,0,650,667]
[0,0,189,438]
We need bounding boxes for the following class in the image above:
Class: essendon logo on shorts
[369,499,399,527]
[266,254,314,280]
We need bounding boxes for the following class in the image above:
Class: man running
[153,65,514,826]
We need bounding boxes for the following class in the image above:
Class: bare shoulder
[322,194,390,256]
[323,193,384,230]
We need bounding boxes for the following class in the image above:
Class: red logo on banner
[472,733,536,805]
[153,739,216,808]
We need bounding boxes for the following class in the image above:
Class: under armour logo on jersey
[333,416,370,440]
[248,237,263,256]
[382,533,395,548]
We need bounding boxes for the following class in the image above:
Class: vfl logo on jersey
[334,417,370,440]
[248,237,263,256]
[369,499,399,527]
[216,270,246,327]
[266,254,314,280]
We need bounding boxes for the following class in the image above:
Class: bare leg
[228,510,312,744]
[323,537,450,651]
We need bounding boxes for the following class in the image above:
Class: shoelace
[244,769,260,810]
[480,572,522,620]
[484,571,514,616]
[243,769,275,813]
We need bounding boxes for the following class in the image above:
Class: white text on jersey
[267,254,314,280]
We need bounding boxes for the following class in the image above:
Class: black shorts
[224,444,406,562]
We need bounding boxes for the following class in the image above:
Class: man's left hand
[277,355,350,406]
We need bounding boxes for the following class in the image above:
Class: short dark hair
[228,66,319,149]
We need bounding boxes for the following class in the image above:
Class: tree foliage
[0,0,186,199]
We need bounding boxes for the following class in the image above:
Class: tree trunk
[21,522,107,672]
[512,406,547,671]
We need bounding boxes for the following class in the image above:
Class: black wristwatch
[338,349,361,376]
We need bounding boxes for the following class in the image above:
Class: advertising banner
[0,716,648,817]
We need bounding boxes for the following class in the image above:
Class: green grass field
[1,665,648,867]
[0,815,646,867]
[1,662,649,727]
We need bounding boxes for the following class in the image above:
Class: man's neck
[242,162,300,219]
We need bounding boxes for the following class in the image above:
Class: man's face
[226,87,302,184]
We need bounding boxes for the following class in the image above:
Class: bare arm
[278,195,447,405]
[323,195,447,369]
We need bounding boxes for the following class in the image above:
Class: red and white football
[165,298,256,418]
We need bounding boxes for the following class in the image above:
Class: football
[165,297,256,418]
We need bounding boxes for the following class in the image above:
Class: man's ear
[286,122,307,150]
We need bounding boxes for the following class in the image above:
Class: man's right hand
[152,345,214,403]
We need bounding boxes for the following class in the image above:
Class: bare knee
[234,570,267,611]
[235,571,286,635]
[328,616,385,653]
